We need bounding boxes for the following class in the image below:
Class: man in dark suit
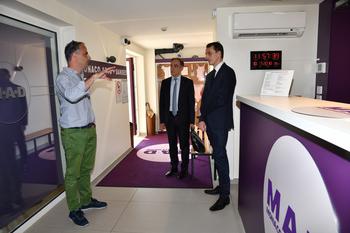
[159,58,195,179]
[199,42,236,211]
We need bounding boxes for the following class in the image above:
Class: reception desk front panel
[238,102,350,233]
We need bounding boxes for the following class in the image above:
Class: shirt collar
[63,67,83,80]
[214,61,224,73]
[172,75,181,80]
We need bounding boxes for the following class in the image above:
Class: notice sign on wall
[251,50,282,70]
[83,60,127,79]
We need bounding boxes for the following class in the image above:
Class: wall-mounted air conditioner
[232,12,306,39]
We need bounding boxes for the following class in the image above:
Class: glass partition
[0,15,64,232]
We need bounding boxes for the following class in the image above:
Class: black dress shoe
[177,170,188,179]
[209,196,230,211]
[204,186,220,195]
[165,170,178,177]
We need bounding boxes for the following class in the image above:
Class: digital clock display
[250,51,282,70]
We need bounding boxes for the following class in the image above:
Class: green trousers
[61,127,96,211]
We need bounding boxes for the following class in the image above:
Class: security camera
[121,37,131,46]
[106,56,116,63]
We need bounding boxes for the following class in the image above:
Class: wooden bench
[25,128,53,153]
[190,129,217,180]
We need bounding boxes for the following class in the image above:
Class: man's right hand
[160,123,166,131]
[93,66,116,81]
[198,121,206,132]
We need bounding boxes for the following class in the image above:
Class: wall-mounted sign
[251,50,282,70]
[83,60,127,79]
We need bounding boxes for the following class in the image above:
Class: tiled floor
[25,184,245,233]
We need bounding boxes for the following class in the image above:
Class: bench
[190,129,217,180]
[25,128,53,153]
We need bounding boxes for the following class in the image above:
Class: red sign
[251,51,282,70]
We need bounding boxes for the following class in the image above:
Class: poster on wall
[122,79,128,103]
[251,50,282,70]
[83,60,127,79]
[115,80,122,104]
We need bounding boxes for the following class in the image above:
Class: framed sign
[250,51,282,70]
[83,60,127,79]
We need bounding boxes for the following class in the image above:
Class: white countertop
[237,95,350,152]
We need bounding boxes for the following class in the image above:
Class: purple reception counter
[237,96,350,233]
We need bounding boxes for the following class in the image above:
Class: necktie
[213,69,216,78]
[172,78,178,116]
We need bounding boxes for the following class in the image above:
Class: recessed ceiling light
[161,27,167,32]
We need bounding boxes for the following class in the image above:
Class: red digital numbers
[251,51,282,70]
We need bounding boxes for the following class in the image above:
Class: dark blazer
[159,76,195,125]
[0,79,28,126]
[199,63,236,130]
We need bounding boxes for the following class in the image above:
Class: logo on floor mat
[137,143,185,162]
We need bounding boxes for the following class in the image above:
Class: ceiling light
[161,27,167,32]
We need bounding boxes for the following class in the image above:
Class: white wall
[2,0,131,180]
[156,47,206,59]
[216,4,319,179]
[145,49,157,128]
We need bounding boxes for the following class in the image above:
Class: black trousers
[165,113,190,172]
[0,125,22,212]
[206,126,230,198]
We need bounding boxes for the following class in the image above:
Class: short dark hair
[206,41,224,59]
[64,40,83,63]
[171,58,184,67]
[0,68,10,80]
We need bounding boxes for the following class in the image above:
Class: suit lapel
[205,70,215,93]
[166,78,172,108]
[178,76,185,109]
[213,63,225,82]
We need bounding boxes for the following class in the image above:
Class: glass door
[0,15,63,232]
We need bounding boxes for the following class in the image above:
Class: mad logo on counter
[263,136,338,233]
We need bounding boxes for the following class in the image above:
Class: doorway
[126,57,137,138]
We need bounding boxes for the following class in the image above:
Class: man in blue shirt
[56,41,115,226]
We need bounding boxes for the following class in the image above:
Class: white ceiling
[57,0,323,49]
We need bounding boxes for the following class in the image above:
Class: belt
[63,123,96,130]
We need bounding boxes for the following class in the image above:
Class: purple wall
[327,6,350,103]
[238,103,350,233]
[315,0,333,99]
[317,1,350,103]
